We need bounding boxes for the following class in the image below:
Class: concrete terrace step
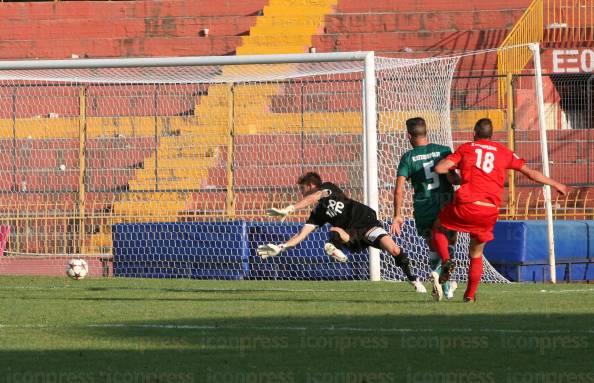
[0,16,258,40]
[313,29,510,53]
[127,179,202,191]
[112,199,186,215]
[249,25,321,36]
[336,0,532,13]
[324,10,526,34]
[0,36,242,59]
[0,0,269,19]
[253,15,325,28]
[236,45,309,55]
[140,157,215,171]
[268,0,338,6]
[263,5,334,16]
[134,168,209,181]
[206,167,351,187]
[239,34,314,47]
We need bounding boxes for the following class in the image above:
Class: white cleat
[446,281,458,300]
[324,243,348,263]
[410,278,427,294]
[430,271,443,301]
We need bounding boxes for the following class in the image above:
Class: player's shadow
[1,312,593,381]
[0,291,424,305]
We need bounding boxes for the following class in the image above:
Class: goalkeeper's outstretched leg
[377,235,426,293]
[327,226,426,293]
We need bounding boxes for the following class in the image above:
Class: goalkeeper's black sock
[394,251,416,282]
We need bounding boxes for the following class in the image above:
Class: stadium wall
[0,0,266,58]
[110,220,594,282]
[485,220,594,282]
[112,221,370,280]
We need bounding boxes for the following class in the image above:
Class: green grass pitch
[1,276,593,383]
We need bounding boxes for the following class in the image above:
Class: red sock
[431,228,450,263]
[465,257,483,299]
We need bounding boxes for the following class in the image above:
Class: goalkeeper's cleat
[409,278,427,294]
[324,243,348,263]
[445,281,457,300]
[266,205,295,222]
[430,271,443,301]
[463,295,477,303]
[257,243,287,259]
[439,260,455,284]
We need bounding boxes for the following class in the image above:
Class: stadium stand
[0,0,592,263]
[0,0,266,58]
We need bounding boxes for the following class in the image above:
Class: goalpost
[0,50,542,283]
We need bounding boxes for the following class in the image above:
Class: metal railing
[501,188,594,220]
[546,0,594,43]
[498,0,594,104]
[497,0,544,106]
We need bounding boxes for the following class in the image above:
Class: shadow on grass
[0,294,426,305]
[1,313,594,382]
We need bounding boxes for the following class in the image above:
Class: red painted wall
[0,0,267,59]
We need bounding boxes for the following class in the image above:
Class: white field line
[501,288,594,294]
[3,285,594,294]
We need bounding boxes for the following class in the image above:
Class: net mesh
[0,56,508,282]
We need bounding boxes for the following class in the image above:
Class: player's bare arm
[518,165,569,195]
[434,158,455,175]
[390,176,407,235]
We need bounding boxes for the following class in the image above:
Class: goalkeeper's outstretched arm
[257,224,317,259]
[267,190,326,221]
[285,224,317,248]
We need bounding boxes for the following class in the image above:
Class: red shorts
[438,202,499,243]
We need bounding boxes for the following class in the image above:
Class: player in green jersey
[391,117,458,301]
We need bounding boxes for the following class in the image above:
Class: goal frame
[0,51,382,280]
[0,48,555,283]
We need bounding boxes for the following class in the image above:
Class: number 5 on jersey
[475,148,495,173]
[422,161,440,191]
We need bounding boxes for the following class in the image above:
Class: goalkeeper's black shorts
[330,223,389,252]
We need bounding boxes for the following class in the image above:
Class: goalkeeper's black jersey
[306,182,381,230]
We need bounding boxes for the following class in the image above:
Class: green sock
[428,251,441,272]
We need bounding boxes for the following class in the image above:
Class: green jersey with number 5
[398,143,454,200]
[397,143,454,236]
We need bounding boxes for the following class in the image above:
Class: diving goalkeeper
[258,171,427,293]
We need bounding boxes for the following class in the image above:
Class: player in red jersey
[432,118,568,302]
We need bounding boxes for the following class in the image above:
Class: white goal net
[0,53,509,282]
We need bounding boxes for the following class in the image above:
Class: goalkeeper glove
[257,243,292,259]
[266,205,295,222]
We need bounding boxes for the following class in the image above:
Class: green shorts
[413,205,440,241]
[413,195,452,241]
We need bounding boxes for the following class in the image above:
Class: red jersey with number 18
[446,139,525,207]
